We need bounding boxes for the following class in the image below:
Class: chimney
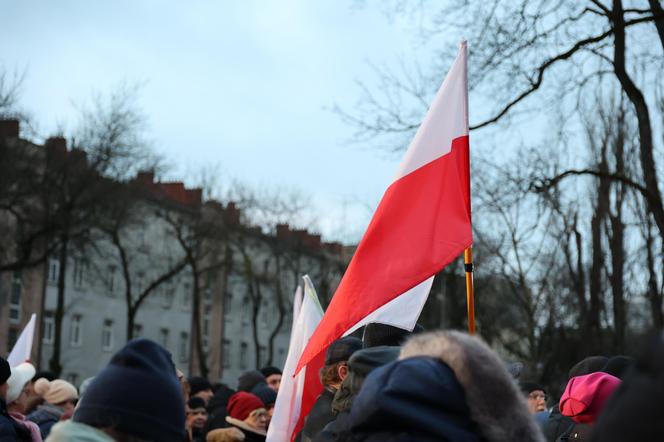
[0,119,19,139]
[276,224,291,241]
[45,137,67,156]
[136,170,155,186]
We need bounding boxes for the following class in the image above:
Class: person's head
[321,337,362,389]
[34,378,78,413]
[186,396,208,430]
[251,384,277,425]
[227,391,268,431]
[259,366,282,392]
[237,370,266,392]
[0,357,10,401]
[601,355,635,380]
[560,371,621,424]
[188,376,213,404]
[568,355,608,379]
[362,323,424,348]
[6,362,36,413]
[74,338,185,442]
[520,381,547,414]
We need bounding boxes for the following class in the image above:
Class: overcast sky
[1,1,448,243]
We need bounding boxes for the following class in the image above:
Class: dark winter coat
[27,404,64,440]
[346,331,545,442]
[543,408,575,442]
[301,388,335,441]
[0,398,18,442]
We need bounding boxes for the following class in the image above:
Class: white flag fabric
[290,285,303,338]
[267,275,324,442]
[8,313,36,367]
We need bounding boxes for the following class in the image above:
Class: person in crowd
[206,391,267,442]
[0,356,20,440]
[186,396,208,442]
[346,330,544,442]
[205,383,236,433]
[521,381,548,414]
[23,371,55,417]
[45,338,185,442]
[26,378,78,439]
[600,355,634,380]
[557,371,621,441]
[189,376,214,405]
[300,336,362,442]
[251,384,277,426]
[77,377,94,403]
[6,362,42,441]
[315,345,400,442]
[237,370,267,393]
[542,356,608,442]
[591,333,664,441]
[361,322,424,348]
[259,366,282,392]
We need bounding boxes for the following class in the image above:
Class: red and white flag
[267,276,325,442]
[296,41,472,373]
[8,313,36,367]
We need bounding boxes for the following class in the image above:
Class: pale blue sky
[0,1,456,242]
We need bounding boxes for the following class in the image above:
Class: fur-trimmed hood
[399,330,544,442]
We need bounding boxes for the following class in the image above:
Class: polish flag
[8,313,36,367]
[296,41,472,373]
[267,276,325,442]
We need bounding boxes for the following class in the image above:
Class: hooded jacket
[347,331,544,442]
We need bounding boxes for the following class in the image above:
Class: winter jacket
[223,416,266,442]
[0,398,18,442]
[301,388,335,441]
[27,404,65,440]
[542,408,575,442]
[347,331,545,442]
[9,411,42,441]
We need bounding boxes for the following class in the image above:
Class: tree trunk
[49,233,68,376]
[646,220,663,327]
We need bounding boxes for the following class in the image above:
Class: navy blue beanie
[74,339,185,442]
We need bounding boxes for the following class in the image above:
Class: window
[108,266,116,295]
[260,305,268,328]
[43,312,54,344]
[240,342,248,369]
[204,287,213,305]
[70,315,83,347]
[159,328,169,348]
[224,291,232,317]
[242,297,250,326]
[66,373,78,385]
[223,340,231,368]
[102,320,114,351]
[136,272,145,295]
[9,272,22,324]
[179,332,189,362]
[133,324,143,339]
[182,284,191,309]
[72,258,85,288]
[259,346,266,366]
[48,259,59,284]
[278,347,285,364]
[161,285,174,308]
[202,306,211,351]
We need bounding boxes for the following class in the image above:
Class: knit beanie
[259,366,282,378]
[325,337,362,365]
[227,392,265,421]
[189,376,213,397]
[560,372,621,423]
[520,381,545,395]
[252,384,277,408]
[362,323,424,348]
[237,370,266,392]
[34,378,78,404]
[568,355,608,379]
[601,355,635,380]
[74,338,185,442]
[6,362,36,403]
[348,346,400,378]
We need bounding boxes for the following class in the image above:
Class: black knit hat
[252,384,277,407]
[260,366,282,378]
[348,346,400,378]
[362,323,424,348]
[519,381,545,395]
[189,376,213,397]
[325,337,362,365]
[0,357,9,385]
[602,355,635,380]
[187,396,206,410]
[74,339,185,442]
[568,355,608,379]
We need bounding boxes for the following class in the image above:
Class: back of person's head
[237,370,266,392]
[591,334,664,441]
[33,370,56,383]
[251,384,277,409]
[73,338,185,442]
[34,378,78,405]
[347,345,400,393]
[348,330,544,442]
[6,362,36,404]
[226,391,265,421]
[361,323,424,348]
[188,376,213,397]
[601,355,634,380]
[568,356,608,379]
[321,336,362,388]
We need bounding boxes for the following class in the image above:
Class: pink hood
[560,372,621,423]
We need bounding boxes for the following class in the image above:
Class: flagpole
[464,247,475,334]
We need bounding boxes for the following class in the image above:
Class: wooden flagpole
[464,247,475,334]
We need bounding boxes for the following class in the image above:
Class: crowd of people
[1,322,663,441]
